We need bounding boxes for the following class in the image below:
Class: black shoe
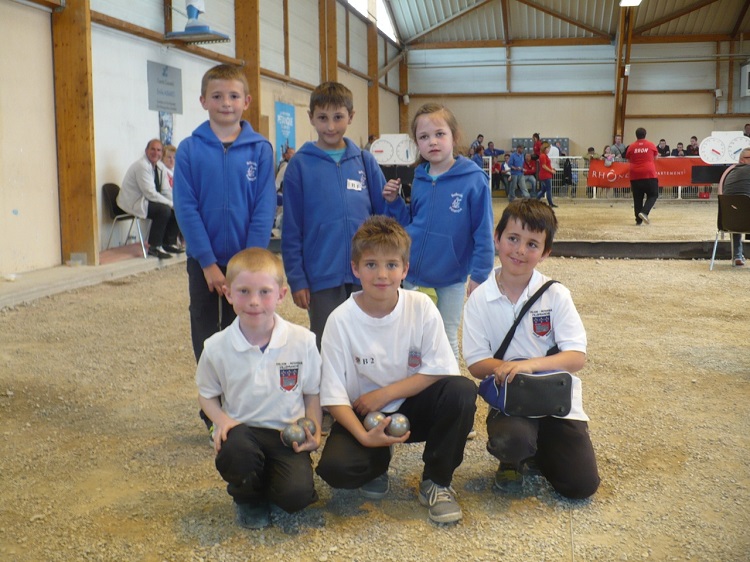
[163,244,185,254]
[550,203,559,208]
[147,246,173,259]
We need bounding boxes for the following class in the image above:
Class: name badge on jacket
[347,179,363,191]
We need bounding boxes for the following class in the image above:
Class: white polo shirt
[196,314,321,430]
[321,289,459,413]
[462,268,589,421]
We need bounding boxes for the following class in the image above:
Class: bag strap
[493,280,559,360]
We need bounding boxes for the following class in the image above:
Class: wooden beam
[235,0,261,129]
[410,37,612,49]
[626,113,750,119]
[731,0,750,39]
[399,58,409,133]
[406,0,490,45]
[634,0,719,35]
[261,68,316,92]
[338,62,370,82]
[512,37,611,47]
[367,21,379,139]
[164,0,173,34]
[91,11,242,65]
[515,0,611,39]
[715,41,721,114]
[407,91,613,99]
[500,0,510,43]
[728,40,735,112]
[632,33,731,44]
[325,0,337,81]
[52,0,98,265]
[378,51,405,79]
[345,6,350,67]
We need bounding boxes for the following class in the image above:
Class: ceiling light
[619,0,643,6]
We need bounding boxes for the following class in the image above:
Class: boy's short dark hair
[309,82,354,114]
[351,216,411,265]
[226,247,285,288]
[635,127,647,140]
[201,64,249,97]
[495,199,558,254]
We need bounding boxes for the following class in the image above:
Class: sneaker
[163,244,185,254]
[360,472,389,499]
[234,501,270,529]
[418,480,462,523]
[734,256,746,267]
[638,212,650,224]
[467,427,477,440]
[494,462,524,493]
[321,411,334,436]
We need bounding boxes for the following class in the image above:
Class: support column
[235,0,261,129]
[52,0,98,265]
[319,0,337,82]
[367,20,379,138]
[399,57,409,133]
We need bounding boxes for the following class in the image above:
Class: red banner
[587,158,713,188]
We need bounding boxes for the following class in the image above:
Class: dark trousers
[316,377,477,488]
[146,202,180,248]
[215,425,318,513]
[309,284,361,350]
[486,409,600,499]
[187,258,236,362]
[631,178,659,222]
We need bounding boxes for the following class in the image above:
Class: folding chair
[103,183,148,258]
[710,193,750,270]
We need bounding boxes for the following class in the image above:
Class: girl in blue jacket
[383,103,494,358]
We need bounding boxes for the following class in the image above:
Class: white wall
[0,1,60,275]
[92,25,216,249]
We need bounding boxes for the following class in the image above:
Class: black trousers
[146,201,180,248]
[186,258,236,363]
[486,409,600,499]
[309,284,361,350]
[630,178,659,222]
[215,425,318,513]
[316,376,477,488]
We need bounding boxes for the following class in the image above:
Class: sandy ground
[0,200,748,561]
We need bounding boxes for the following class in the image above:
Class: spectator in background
[602,145,615,166]
[470,134,484,152]
[532,133,542,159]
[508,145,529,201]
[671,142,686,157]
[685,136,699,156]
[611,134,627,160]
[582,147,600,164]
[485,141,504,158]
[744,124,750,138]
[119,139,182,259]
[522,152,538,197]
[364,134,376,151]
[275,146,295,192]
[471,145,485,169]
[657,139,671,157]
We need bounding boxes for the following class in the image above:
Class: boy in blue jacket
[174,64,277,408]
[282,81,398,349]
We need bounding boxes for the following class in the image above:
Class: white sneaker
[638,212,650,224]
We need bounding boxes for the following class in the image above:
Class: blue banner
[275,101,295,166]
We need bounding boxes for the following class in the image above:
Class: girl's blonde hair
[410,103,461,165]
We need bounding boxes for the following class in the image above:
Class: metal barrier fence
[485,156,716,201]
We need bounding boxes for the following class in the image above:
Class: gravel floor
[0,200,748,561]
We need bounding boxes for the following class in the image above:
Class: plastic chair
[103,183,148,258]
[710,193,750,270]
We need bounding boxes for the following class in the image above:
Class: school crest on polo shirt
[407,347,422,371]
[246,160,258,182]
[278,361,302,391]
[531,310,552,337]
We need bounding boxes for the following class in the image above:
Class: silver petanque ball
[363,411,386,431]
[385,413,410,437]
[296,417,317,434]
[281,423,307,447]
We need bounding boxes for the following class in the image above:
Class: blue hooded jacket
[173,121,276,268]
[282,138,387,294]
[385,155,494,288]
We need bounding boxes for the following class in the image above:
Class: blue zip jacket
[385,156,494,288]
[282,138,387,294]
[173,121,276,268]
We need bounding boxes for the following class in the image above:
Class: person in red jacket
[625,127,658,225]
[536,143,558,207]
